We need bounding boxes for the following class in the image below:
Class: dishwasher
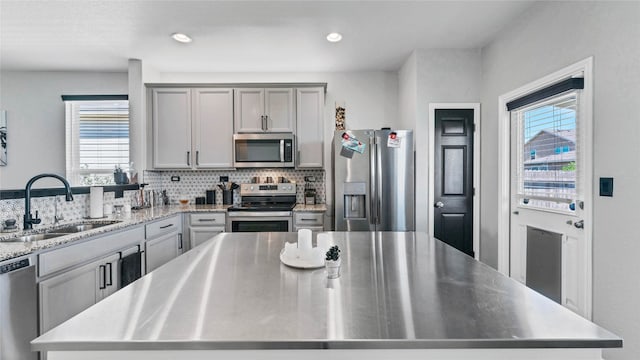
[0,254,38,360]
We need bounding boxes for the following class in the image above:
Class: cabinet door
[145,232,180,273]
[234,88,265,133]
[296,87,324,168]
[39,258,103,333]
[100,253,121,299]
[189,227,224,248]
[193,88,234,168]
[152,88,192,168]
[265,88,295,132]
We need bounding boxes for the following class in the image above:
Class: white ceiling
[0,1,534,73]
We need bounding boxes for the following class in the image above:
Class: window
[512,90,580,211]
[64,97,129,185]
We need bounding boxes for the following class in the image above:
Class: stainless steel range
[226,182,297,232]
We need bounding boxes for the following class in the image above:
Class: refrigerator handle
[376,140,382,225]
[369,135,377,225]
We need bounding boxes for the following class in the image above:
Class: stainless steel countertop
[32,232,622,351]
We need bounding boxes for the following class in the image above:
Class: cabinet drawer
[146,215,181,239]
[190,213,225,226]
[39,226,144,278]
[294,212,324,226]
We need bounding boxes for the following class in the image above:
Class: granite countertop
[0,204,229,262]
[32,232,622,351]
[293,203,327,212]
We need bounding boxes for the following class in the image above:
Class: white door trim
[428,103,481,260]
[497,57,593,318]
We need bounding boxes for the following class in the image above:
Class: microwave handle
[280,139,285,162]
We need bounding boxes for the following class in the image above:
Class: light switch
[599,177,613,197]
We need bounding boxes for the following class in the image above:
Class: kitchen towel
[120,251,142,288]
[90,186,104,218]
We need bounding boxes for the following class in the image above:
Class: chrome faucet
[24,174,73,230]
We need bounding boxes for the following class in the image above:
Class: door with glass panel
[509,88,590,318]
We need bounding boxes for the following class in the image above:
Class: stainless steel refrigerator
[334,129,414,231]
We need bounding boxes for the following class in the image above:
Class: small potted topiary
[325,245,341,279]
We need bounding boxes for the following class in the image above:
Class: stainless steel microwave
[233,133,295,168]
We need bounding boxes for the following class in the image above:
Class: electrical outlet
[220,176,229,182]
[171,176,180,182]
[599,177,613,197]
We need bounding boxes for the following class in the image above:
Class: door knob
[434,201,444,208]
[574,220,584,229]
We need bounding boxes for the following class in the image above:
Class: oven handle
[227,211,292,217]
[280,139,285,162]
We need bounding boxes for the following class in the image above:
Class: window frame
[64,99,130,186]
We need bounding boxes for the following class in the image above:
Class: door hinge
[472,123,476,132]
[473,187,476,196]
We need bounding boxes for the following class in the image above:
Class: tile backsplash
[0,169,325,231]
[143,169,325,205]
[0,191,139,231]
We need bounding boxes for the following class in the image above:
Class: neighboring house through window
[64,95,129,185]
[512,88,580,211]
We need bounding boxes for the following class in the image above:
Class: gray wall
[412,49,482,233]
[0,71,128,189]
[480,2,640,359]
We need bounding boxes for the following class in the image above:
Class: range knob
[250,186,254,190]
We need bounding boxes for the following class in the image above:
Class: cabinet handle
[300,218,317,221]
[160,224,174,229]
[196,151,200,166]
[99,265,106,290]
[178,233,183,250]
[264,115,268,131]
[106,262,113,286]
[187,151,191,166]
[261,115,266,131]
[198,218,217,222]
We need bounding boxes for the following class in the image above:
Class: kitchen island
[32,232,621,359]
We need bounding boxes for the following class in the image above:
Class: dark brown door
[434,109,474,256]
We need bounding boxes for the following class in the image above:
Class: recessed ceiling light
[326,32,343,43]
[171,33,193,43]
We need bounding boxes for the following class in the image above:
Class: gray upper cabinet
[152,87,234,169]
[152,88,192,169]
[296,87,324,168]
[192,88,234,168]
[234,88,295,133]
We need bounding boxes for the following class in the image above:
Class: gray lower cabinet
[37,226,144,335]
[145,215,183,273]
[38,252,120,334]
[187,213,226,249]
[145,232,181,272]
[293,212,324,231]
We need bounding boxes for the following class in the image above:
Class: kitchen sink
[1,233,69,243]
[0,220,123,243]
[47,220,122,234]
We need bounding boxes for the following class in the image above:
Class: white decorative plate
[279,248,325,269]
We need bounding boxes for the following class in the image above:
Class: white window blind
[512,91,579,211]
[65,100,129,185]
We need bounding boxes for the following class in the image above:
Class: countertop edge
[32,338,623,352]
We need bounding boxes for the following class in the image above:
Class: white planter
[325,258,341,279]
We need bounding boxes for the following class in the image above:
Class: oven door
[227,212,292,232]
